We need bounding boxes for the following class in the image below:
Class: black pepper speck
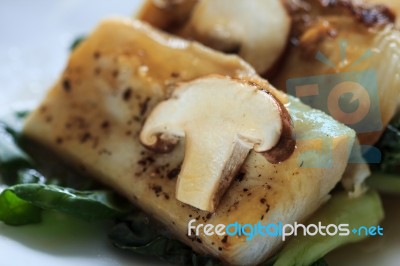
[123,88,132,101]
[62,79,71,92]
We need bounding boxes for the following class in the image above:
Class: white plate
[0,1,399,265]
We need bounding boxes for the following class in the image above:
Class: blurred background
[0,0,140,114]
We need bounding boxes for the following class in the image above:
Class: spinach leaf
[367,172,400,194]
[0,189,41,225]
[0,112,100,189]
[373,119,400,173]
[0,125,47,186]
[1,112,131,225]
[0,118,35,186]
[368,118,400,193]
[70,35,86,51]
[109,211,221,266]
[114,237,220,266]
[310,258,328,266]
[109,210,326,266]
[0,184,130,225]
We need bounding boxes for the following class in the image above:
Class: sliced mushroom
[176,0,291,75]
[140,75,295,212]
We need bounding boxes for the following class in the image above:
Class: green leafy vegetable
[367,172,400,194]
[70,35,86,51]
[375,120,400,173]
[109,211,327,266]
[1,112,131,226]
[0,189,41,225]
[309,258,328,266]
[273,191,384,266]
[0,120,35,186]
[0,184,130,225]
[368,118,400,193]
[109,211,221,266]
[0,112,100,189]
[114,237,220,266]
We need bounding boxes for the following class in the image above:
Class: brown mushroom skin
[261,89,296,164]
[237,77,296,164]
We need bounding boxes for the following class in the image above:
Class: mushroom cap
[181,0,291,74]
[140,76,289,154]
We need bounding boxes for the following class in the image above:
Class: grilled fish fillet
[23,18,357,265]
[273,0,400,145]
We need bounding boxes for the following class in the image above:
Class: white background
[0,1,399,265]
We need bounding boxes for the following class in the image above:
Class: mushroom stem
[176,129,251,212]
